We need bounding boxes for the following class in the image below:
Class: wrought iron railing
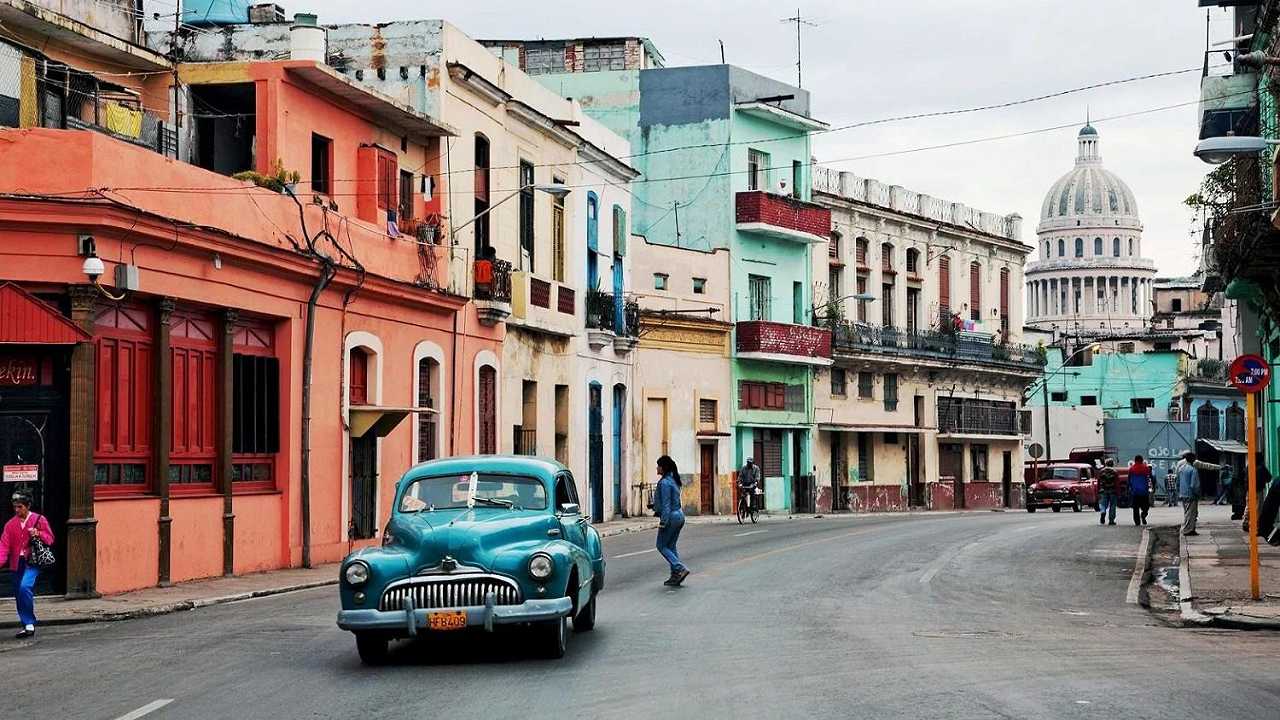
[585,288,614,331]
[831,322,1044,371]
[512,427,536,456]
[937,397,1020,436]
[474,258,512,303]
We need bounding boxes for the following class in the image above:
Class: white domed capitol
[1025,123,1155,336]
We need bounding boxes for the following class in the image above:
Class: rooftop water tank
[181,0,251,27]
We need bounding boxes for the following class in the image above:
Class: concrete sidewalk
[0,508,971,628]
[1179,503,1280,629]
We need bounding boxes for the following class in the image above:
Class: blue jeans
[14,559,38,627]
[656,511,686,573]
[1099,493,1117,524]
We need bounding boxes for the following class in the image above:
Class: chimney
[290,13,326,62]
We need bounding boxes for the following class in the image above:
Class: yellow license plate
[427,611,467,631]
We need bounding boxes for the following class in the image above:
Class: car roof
[401,455,568,484]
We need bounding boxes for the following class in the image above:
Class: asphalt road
[4,505,1280,720]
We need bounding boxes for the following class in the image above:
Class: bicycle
[737,487,760,524]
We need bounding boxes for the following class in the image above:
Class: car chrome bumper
[337,595,572,636]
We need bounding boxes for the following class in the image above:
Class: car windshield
[1042,468,1081,480]
[399,473,548,512]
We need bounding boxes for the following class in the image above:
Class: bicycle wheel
[750,505,758,524]
[737,499,747,524]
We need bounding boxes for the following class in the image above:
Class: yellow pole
[1247,391,1260,601]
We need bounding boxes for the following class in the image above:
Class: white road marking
[734,530,768,537]
[113,699,174,720]
[1126,528,1152,605]
[611,548,657,559]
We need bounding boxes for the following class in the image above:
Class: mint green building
[489,39,833,510]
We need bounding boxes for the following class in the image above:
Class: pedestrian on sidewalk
[1097,459,1119,526]
[1128,455,1152,526]
[0,491,54,639]
[1164,468,1179,507]
[1214,464,1233,506]
[654,455,689,587]
[1176,451,1221,537]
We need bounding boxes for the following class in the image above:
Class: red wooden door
[699,444,715,514]
[478,365,496,454]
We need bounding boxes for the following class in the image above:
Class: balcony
[509,271,577,338]
[1184,358,1229,387]
[736,320,832,366]
[831,322,1045,374]
[1199,54,1256,140]
[735,191,831,244]
[473,258,512,326]
[938,397,1021,438]
[585,289,641,353]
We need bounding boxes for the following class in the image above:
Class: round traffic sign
[1229,354,1272,394]
[1027,442,1044,459]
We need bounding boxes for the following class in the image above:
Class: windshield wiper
[472,497,513,508]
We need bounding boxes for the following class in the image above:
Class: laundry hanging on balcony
[103,101,143,138]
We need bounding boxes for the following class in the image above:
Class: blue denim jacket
[656,473,683,524]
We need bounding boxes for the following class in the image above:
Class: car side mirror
[558,502,580,516]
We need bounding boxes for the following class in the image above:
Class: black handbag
[27,517,55,568]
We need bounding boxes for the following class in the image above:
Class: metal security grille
[379,575,523,611]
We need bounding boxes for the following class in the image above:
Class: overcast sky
[295,0,1227,278]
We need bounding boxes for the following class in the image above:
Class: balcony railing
[584,289,641,337]
[1184,358,1228,384]
[938,397,1020,437]
[513,427,536,456]
[736,320,831,360]
[36,66,177,157]
[474,258,512,303]
[831,322,1045,371]
[735,191,831,242]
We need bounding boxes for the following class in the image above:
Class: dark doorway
[940,443,965,509]
[0,350,69,596]
[830,432,846,510]
[588,383,604,523]
[612,384,625,517]
[791,431,809,513]
[908,434,923,507]
[1001,450,1013,507]
[699,443,715,514]
[190,83,256,176]
[348,349,376,539]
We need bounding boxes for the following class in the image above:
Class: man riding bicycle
[738,457,761,511]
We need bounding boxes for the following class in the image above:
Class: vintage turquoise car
[336,455,605,663]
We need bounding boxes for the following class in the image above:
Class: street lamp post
[449,183,572,247]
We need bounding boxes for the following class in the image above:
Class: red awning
[0,283,90,344]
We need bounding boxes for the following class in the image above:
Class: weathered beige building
[810,168,1043,511]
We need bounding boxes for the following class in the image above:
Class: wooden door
[699,443,715,514]
[478,365,496,454]
[940,443,965,509]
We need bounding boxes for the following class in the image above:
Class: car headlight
[344,561,370,586]
[528,553,554,580]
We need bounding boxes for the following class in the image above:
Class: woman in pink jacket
[0,491,54,638]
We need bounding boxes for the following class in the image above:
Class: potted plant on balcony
[233,159,301,194]
[584,286,616,351]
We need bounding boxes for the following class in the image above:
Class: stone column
[220,310,238,576]
[155,298,174,586]
[66,286,98,598]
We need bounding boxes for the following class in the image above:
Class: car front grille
[379,575,523,611]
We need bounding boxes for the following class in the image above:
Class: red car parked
[1025,463,1098,512]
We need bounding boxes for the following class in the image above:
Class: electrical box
[114,264,141,291]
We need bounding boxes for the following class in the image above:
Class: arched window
[905,248,920,274]
[417,357,440,462]
[881,242,894,272]
[1074,238,1083,257]
[1225,402,1245,442]
[1094,237,1103,255]
[1113,237,1121,257]
[1128,238,1135,256]
[1057,239,1065,257]
[1044,241,1051,258]
[939,254,951,322]
[998,267,1010,336]
[855,237,869,266]
[968,261,981,321]
[478,364,497,454]
[1196,403,1221,441]
[474,134,491,255]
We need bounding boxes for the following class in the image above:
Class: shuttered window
[170,310,217,490]
[999,268,1010,336]
[755,429,784,478]
[377,148,397,211]
[939,255,951,322]
[94,304,153,493]
[969,262,981,321]
[478,365,497,454]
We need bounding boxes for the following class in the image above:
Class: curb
[1178,529,1213,626]
[0,577,337,629]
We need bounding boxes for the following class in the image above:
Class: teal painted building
[1040,347,1185,418]
[503,45,832,510]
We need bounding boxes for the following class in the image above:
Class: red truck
[1024,447,1130,513]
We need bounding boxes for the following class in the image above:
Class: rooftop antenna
[719,39,725,64]
[781,8,818,88]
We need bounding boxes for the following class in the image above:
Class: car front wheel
[355,633,388,665]
[574,592,597,632]
[538,615,568,658]
[1026,505,1037,513]
[1051,505,1061,513]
